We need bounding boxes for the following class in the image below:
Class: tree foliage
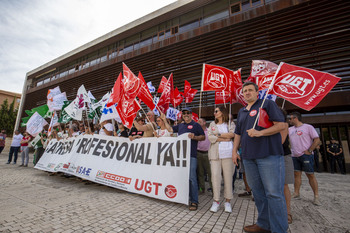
[0,98,18,137]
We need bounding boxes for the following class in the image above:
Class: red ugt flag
[173,87,183,107]
[107,73,123,107]
[137,72,155,110]
[184,80,198,103]
[201,64,233,93]
[157,76,168,93]
[249,60,278,91]
[116,95,140,129]
[122,63,141,100]
[157,73,174,112]
[271,62,341,111]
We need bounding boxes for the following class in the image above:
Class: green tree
[0,98,18,137]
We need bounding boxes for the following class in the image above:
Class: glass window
[158,30,165,40]
[139,37,153,47]
[171,26,179,35]
[230,3,241,14]
[203,10,229,25]
[180,9,201,26]
[203,0,228,17]
[124,45,133,54]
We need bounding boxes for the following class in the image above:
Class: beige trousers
[210,158,235,201]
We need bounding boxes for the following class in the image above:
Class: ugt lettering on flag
[201,64,233,93]
[271,62,341,111]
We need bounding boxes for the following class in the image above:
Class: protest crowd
[3,61,342,233]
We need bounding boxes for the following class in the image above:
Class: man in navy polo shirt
[163,108,205,211]
[232,82,288,233]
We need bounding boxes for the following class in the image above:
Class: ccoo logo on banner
[34,134,191,205]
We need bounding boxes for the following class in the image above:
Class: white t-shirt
[11,134,23,147]
[99,123,114,135]
[217,123,233,159]
[156,129,171,137]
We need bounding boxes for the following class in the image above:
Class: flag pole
[199,63,205,119]
[135,98,157,132]
[281,99,286,109]
[252,62,283,129]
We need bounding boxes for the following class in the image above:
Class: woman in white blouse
[155,116,171,137]
[208,106,235,213]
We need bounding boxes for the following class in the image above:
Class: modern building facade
[18,0,350,171]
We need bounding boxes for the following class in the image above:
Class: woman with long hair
[208,105,235,213]
[154,116,171,137]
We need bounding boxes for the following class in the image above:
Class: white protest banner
[26,112,48,137]
[35,133,191,205]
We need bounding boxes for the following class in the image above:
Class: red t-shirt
[21,136,32,146]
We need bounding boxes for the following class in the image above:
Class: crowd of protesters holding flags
[7,60,342,233]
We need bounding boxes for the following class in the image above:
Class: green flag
[58,101,72,123]
[20,116,31,127]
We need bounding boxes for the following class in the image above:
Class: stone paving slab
[0,152,350,233]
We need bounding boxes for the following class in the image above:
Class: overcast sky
[0,0,176,94]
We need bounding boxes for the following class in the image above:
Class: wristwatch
[218,133,221,137]
[308,149,312,153]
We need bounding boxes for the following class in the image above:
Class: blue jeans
[244,155,288,233]
[292,154,314,173]
[8,146,20,163]
[189,157,198,204]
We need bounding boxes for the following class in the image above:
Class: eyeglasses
[182,112,191,115]
[214,110,220,113]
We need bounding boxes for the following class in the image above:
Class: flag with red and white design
[157,73,174,113]
[173,87,183,107]
[201,64,233,93]
[116,95,141,129]
[107,73,123,107]
[215,91,231,105]
[271,62,341,111]
[249,60,279,91]
[157,76,168,93]
[137,72,155,110]
[184,80,198,103]
[122,63,141,100]
[192,112,199,122]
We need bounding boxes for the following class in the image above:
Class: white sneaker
[210,201,220,212]
[313,196,321,206]
[224,202,232,213]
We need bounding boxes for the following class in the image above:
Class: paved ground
[0,151,349,233]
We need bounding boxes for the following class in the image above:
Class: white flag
[77,85,91,104]
[100,103,121,123]
[50,92,68,111]
[91,92,111,110]
[64,96,83,121]
[29,134,42,149]
[88,90,96,100]
[48,111,59,136]
[47,86,62,112]
[26,112,48,137]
